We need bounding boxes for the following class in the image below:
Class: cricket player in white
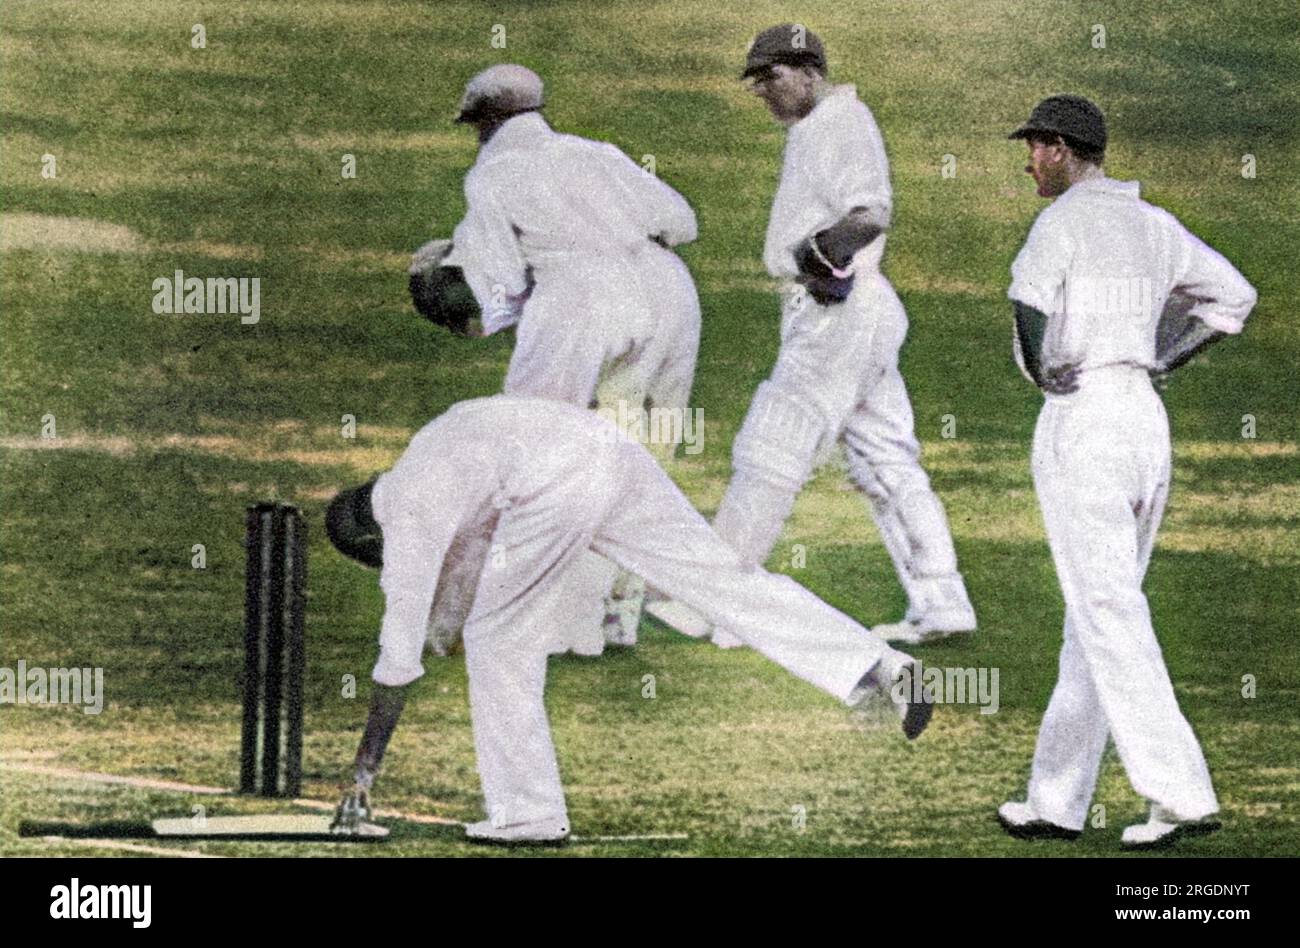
[449,64,702,649]
[996,95,1256,850]
[654,26,974,648]
[328,396,931,844]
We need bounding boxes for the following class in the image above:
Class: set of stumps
[19,502,389,844]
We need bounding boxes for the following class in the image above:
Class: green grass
[1,0,1297,857]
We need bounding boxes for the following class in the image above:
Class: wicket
[240,502,307,797]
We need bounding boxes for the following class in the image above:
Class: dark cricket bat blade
[20,814,389,841]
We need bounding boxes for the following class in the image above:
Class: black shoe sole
[902,698,934,740]
[1121,819,1221,852]
[996,812,1082,841]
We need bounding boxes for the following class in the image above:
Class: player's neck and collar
[477,110,552,157]
[784,81,857,129]
[1056,169,1140,202]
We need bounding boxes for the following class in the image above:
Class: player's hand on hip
[1148,362,1171,392]
[1041,362,1081,396]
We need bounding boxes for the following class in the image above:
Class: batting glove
[794,236,855,306]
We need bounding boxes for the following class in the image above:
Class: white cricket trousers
[1027,366,1218,829]
[507,243,701,653]
[713,275,963,597]
[464,440,886,827]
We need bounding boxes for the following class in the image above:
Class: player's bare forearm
[353,682,409,787]
[331,682,408,834]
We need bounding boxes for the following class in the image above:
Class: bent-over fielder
[328,395,931,844]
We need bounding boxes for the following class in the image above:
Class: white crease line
[2,762,463,825]
[293,799,687,841]
[37,836,221,859]
[290,797,462,827]
[571,833,689,843]
[3,763,687,842]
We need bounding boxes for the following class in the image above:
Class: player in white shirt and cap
[995,95,1256,850]
[446,64,703,651]
[652,25,975,648]
[326,395,932,844]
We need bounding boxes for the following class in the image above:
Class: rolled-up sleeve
[370,479,459,687]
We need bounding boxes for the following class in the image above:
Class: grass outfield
[1,0,1297,857]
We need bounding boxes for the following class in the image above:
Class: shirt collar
[478,111,552,160]
[795,84,856,128]
[1062,176,1141,200]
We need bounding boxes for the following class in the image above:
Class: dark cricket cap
[742,24,827,79]
[455,64,545,124]
[1008,94,1107,152]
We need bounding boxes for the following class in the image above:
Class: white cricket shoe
[464,816,570,847]
[996,800,1081,841]
[877,612,976,646]
[850,647,933,740]
[602,589,645,649]
[644,599,713,639]
[1121,805,1220,851]
[879,576,976,645]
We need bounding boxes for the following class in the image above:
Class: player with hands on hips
[997,95,1256,850]
[651,25,975,648]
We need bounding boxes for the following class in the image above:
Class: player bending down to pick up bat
[326,395,931,845]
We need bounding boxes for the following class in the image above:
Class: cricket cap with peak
[1008,94,1107,152]
[455,64,544,123]
[742,24,827,79]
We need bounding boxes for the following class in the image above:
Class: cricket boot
[848,647,933,740]
[877,575,976,645]
[1121,805,1221,851]
[465,816,570,847]
[996,800,1082,841]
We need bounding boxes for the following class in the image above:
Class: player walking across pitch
[995,94,1255,851]
[652,24,975,648]
[325,396,934,845]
